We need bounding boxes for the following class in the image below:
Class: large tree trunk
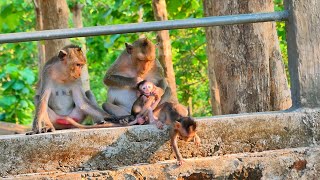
[204,0,291,114]
[152,0,178,103]
[71,3,90,91]
[33,0,45,74]
[39,0,70,62]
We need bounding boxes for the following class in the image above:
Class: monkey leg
[85,90,105,124]
[102,102,131,116]
[103,88,136,116]
[48,106,86,130]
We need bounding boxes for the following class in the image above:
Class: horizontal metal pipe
[0,11,288,44]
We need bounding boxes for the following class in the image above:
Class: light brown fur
[102,38,171,118]
[27,45,121,135]
[154,102,201,166]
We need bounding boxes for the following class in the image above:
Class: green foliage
[0,1,37,125]
[0,63,36,124]
[274,0,289,82]
[0,0,287,125]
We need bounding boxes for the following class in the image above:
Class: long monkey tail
[64,117,123,129]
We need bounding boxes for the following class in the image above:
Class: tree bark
[33,0,45,73]
[285,0,320,108]
[152,0,178,103]
[204,0,291,114]
[71,3,90,91]
[39,0,70,62]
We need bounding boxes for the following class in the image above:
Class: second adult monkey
[27,45,120,134]
[102,38,171,117]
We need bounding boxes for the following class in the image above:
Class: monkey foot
[26,127,55,135]
[156,121,164,129]
[176,159,185,166]
[136,117,146,125]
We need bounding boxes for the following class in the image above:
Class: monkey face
[175,119,197,142]
[139,81,154,96]
[67,48,86,79]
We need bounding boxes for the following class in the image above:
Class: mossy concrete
[0,108,319,177]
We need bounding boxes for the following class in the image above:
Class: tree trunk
[71,3,90,91]
[39,0,70,62]
[203,0,291,114]
[33,0,45,74]
[152,0,178,103]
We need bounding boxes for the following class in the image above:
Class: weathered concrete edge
[0,108,319,176]
[4,146,320,180]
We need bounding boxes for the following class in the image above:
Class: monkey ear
[77,47,82,51]
[125,43,133,54]
[174,121,181,130]
[58,50,67,60]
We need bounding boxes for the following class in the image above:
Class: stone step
[0,108,319,177]
[3,146,320,179]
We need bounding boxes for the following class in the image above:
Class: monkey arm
[170,131,183,164]
[72,86,110,123]
[156,79,172,105]
[30,88,55,134]
[103,74,138,88]
[150,87,164,110]
[138,96,156,117]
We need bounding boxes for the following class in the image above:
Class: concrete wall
[5,146,320,179]
[0,108,319,177]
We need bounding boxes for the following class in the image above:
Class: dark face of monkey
[126,38,156,76]
[137,80,154,96]
[59,46,86,80]
[175,117,197,142]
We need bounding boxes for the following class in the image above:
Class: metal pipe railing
[0,11,288,44]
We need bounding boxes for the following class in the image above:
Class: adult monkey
[27,45,119,135]
[102,38,171,117]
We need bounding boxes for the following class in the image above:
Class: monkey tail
[64,117,121,129]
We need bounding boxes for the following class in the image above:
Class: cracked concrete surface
[0,108,320,177]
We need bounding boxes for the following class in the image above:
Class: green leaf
[19,100,28,108]
[0,96,17,107]
[12,80,25,90]
[21,87,30,94]
[2,81,15,90]
[20,68,35,84]
[0,113,5,120]
[5,64,18,74]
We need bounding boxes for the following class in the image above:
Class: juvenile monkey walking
[154,102,201,166]
[27,45,121,134]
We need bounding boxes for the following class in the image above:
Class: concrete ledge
[4,146,320,179]
[0,108,319,176]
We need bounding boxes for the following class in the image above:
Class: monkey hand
[176,159,185,166]
[156,121,164,129]
[194,135,201,147]
[136,117,146,125]
[136,77,143,84]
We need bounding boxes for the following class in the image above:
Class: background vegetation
[0,0,286,125]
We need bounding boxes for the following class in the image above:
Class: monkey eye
[76,63,83,67]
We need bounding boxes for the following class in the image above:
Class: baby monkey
[132,80,164,125]
[154,102,201,166]
[104,80,164,125]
